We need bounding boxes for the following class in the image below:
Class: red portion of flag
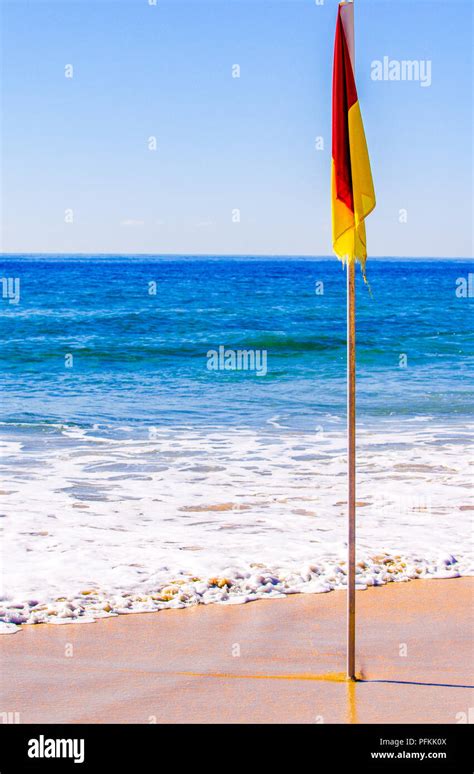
[332,7,358,214]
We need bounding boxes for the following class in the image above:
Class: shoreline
[0,417,474,633]
[1,576,473,724]
[3,414,472,632]
[1,556,470,633]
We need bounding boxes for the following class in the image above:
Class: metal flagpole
[346,0,356,683]
[347,258,356,681]
[335,0,375,681]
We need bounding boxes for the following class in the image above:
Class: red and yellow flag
[332,1,375,271]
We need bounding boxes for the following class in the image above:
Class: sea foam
[1,422,472,632]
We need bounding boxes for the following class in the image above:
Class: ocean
[1,255,473,631]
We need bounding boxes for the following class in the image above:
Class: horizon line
[0,252,472,261]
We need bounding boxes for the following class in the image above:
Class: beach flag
[331,1,375,272]
[331,0,376,681]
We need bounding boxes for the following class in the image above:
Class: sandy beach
[1,577,472,724]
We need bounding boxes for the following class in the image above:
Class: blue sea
[0,256,473,630]
[1,255,473,428]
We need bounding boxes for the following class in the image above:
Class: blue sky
[1,0,472,257]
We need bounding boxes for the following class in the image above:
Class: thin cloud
[120,219,145,227]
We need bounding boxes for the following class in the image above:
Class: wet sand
[1,578,473,724]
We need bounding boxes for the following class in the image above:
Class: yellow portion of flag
[332,101,376,270]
